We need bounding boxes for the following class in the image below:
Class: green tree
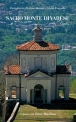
[70,78,76,93]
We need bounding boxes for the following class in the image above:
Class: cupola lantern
[33,24,42,42]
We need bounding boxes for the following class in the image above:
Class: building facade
[5,25,71,104]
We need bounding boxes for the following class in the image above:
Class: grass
[69,93,76,99]
[14,93,76,122]
[14,105,76,122]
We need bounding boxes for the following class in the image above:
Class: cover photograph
[0,0,76,122]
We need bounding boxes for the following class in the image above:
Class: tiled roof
[16,40,59,51]
[4,65,20,74]
[4,66,53,76]
[4,65,71,75]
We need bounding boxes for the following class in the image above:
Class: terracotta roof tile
[4,65,20,74]
[16,40,59,51]
[4,65,71,75]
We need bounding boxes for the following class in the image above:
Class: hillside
[0,28,76,71]
[0,0,76,71]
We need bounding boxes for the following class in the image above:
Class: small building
[62,44,72,50]
[4,25,71,104]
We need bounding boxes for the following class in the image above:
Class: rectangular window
[34,57,42,69]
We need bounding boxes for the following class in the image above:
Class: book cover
[0,0,76,122]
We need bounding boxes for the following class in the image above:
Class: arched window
[58,85,65,99]
[11,86,17,98]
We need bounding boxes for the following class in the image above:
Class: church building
[4,25,71,104]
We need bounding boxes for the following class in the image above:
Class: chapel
[5,25,71,104]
